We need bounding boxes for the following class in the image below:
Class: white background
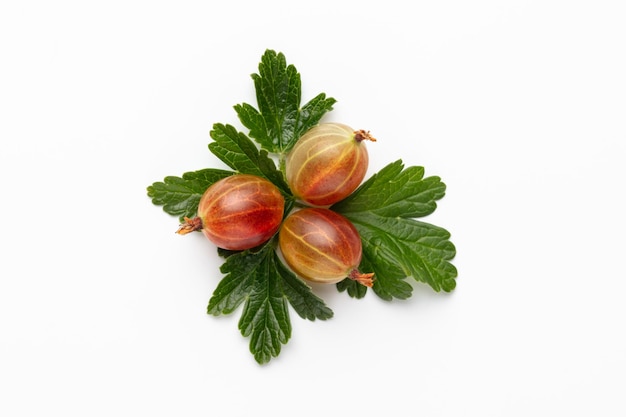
[1,1,625,416]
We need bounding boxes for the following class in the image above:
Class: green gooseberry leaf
[207,242,333,365]
[146,169,233,221]
[235,49,336,157]
[333,160,457,299]
[208,123,292,197]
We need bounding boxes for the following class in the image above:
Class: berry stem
[353,130,377,143]
[348,268,375,287]
[176,216,203,235]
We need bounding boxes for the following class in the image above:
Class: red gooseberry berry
[177,174,285,250]
[278,207,374,287]
[285,123,376,206]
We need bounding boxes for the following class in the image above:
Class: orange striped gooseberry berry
[278,207,374,287]
[285,123,375,206]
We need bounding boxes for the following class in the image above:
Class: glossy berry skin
[178,174,284,250]
[278,208,374,287]
[286,123,374,206]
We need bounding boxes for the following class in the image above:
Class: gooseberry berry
[285,122,376,206]
[177,174,285,250]
[278,207,374,287]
